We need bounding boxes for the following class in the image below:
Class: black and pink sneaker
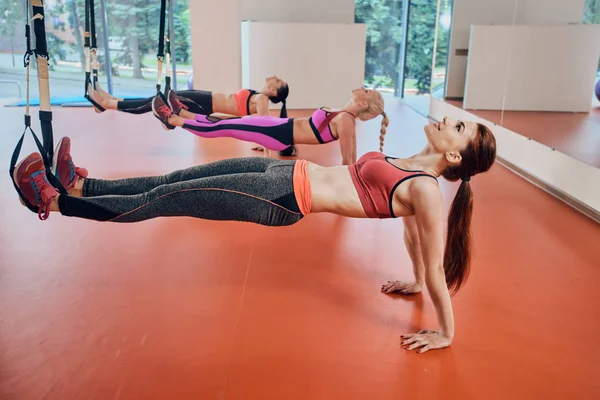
[52,136,88,190]
[152,95,175,130]
[167,89,188,116]
[13,153,59,220]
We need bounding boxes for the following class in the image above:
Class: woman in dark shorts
[89,75,293,155]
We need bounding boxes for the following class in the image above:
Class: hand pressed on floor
[381,280,422,295]
[400,330,452,353]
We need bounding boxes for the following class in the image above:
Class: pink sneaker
[167,89,188,115]
[152,95,175,130]
[52,136,88,190]
[13,153,59,220]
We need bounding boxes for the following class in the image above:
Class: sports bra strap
[246,89,259,115]
[317,109,356,132]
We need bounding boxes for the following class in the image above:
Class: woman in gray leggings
[13,123,496,354]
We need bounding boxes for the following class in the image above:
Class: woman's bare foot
[95,89,119,110]
[96,82,121,101]
[88,85,119,112]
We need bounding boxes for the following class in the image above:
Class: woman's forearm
[425,267,455,338]
[404,231,425,286]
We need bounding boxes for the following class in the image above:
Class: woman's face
[264,75,286,93]
[424,117,477,161]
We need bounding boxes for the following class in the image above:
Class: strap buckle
[23,50,34,67]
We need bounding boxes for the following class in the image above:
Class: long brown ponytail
[442,123,496,294]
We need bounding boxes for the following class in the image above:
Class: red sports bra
[348,152,437,219]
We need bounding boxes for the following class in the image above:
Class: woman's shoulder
[406,177,442,213]
[237,88,260,97]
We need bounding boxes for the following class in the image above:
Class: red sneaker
[52,136,88,190]
[167,89,188,115]
[152,95,175,130]
[13,153,59,220]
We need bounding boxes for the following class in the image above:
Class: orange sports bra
[348,152,437,218]
[234,89,258,116]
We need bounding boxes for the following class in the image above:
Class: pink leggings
[182,114,294,151]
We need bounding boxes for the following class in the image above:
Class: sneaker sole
[166,90,174,111]
[13,157,27,187]
[13,157,31,207]
[52,137,65,176]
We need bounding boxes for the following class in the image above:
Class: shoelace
[170,94,189,111]
[158,104,172,118]
[31,172,57,220]
[175,101,189,112]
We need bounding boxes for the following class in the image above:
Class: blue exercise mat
[7,94,143,107]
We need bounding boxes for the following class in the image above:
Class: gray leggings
[58,157,304,226]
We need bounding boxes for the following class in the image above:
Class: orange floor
[1,101,599,399]
[448,99,600,168]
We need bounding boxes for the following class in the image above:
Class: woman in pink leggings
[155,88,388,165]
[90,75,294,156]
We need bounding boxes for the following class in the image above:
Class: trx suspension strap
[84,0,105,111]
[90,0,102,91]
[164,4,172,94]
[10,0,67,214]
[156,0,172,98]
[31,0,54,160]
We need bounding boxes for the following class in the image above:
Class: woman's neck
[342,103,363,116]
[398,147,447,177]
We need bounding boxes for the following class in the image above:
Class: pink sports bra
[308,108,355,143]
